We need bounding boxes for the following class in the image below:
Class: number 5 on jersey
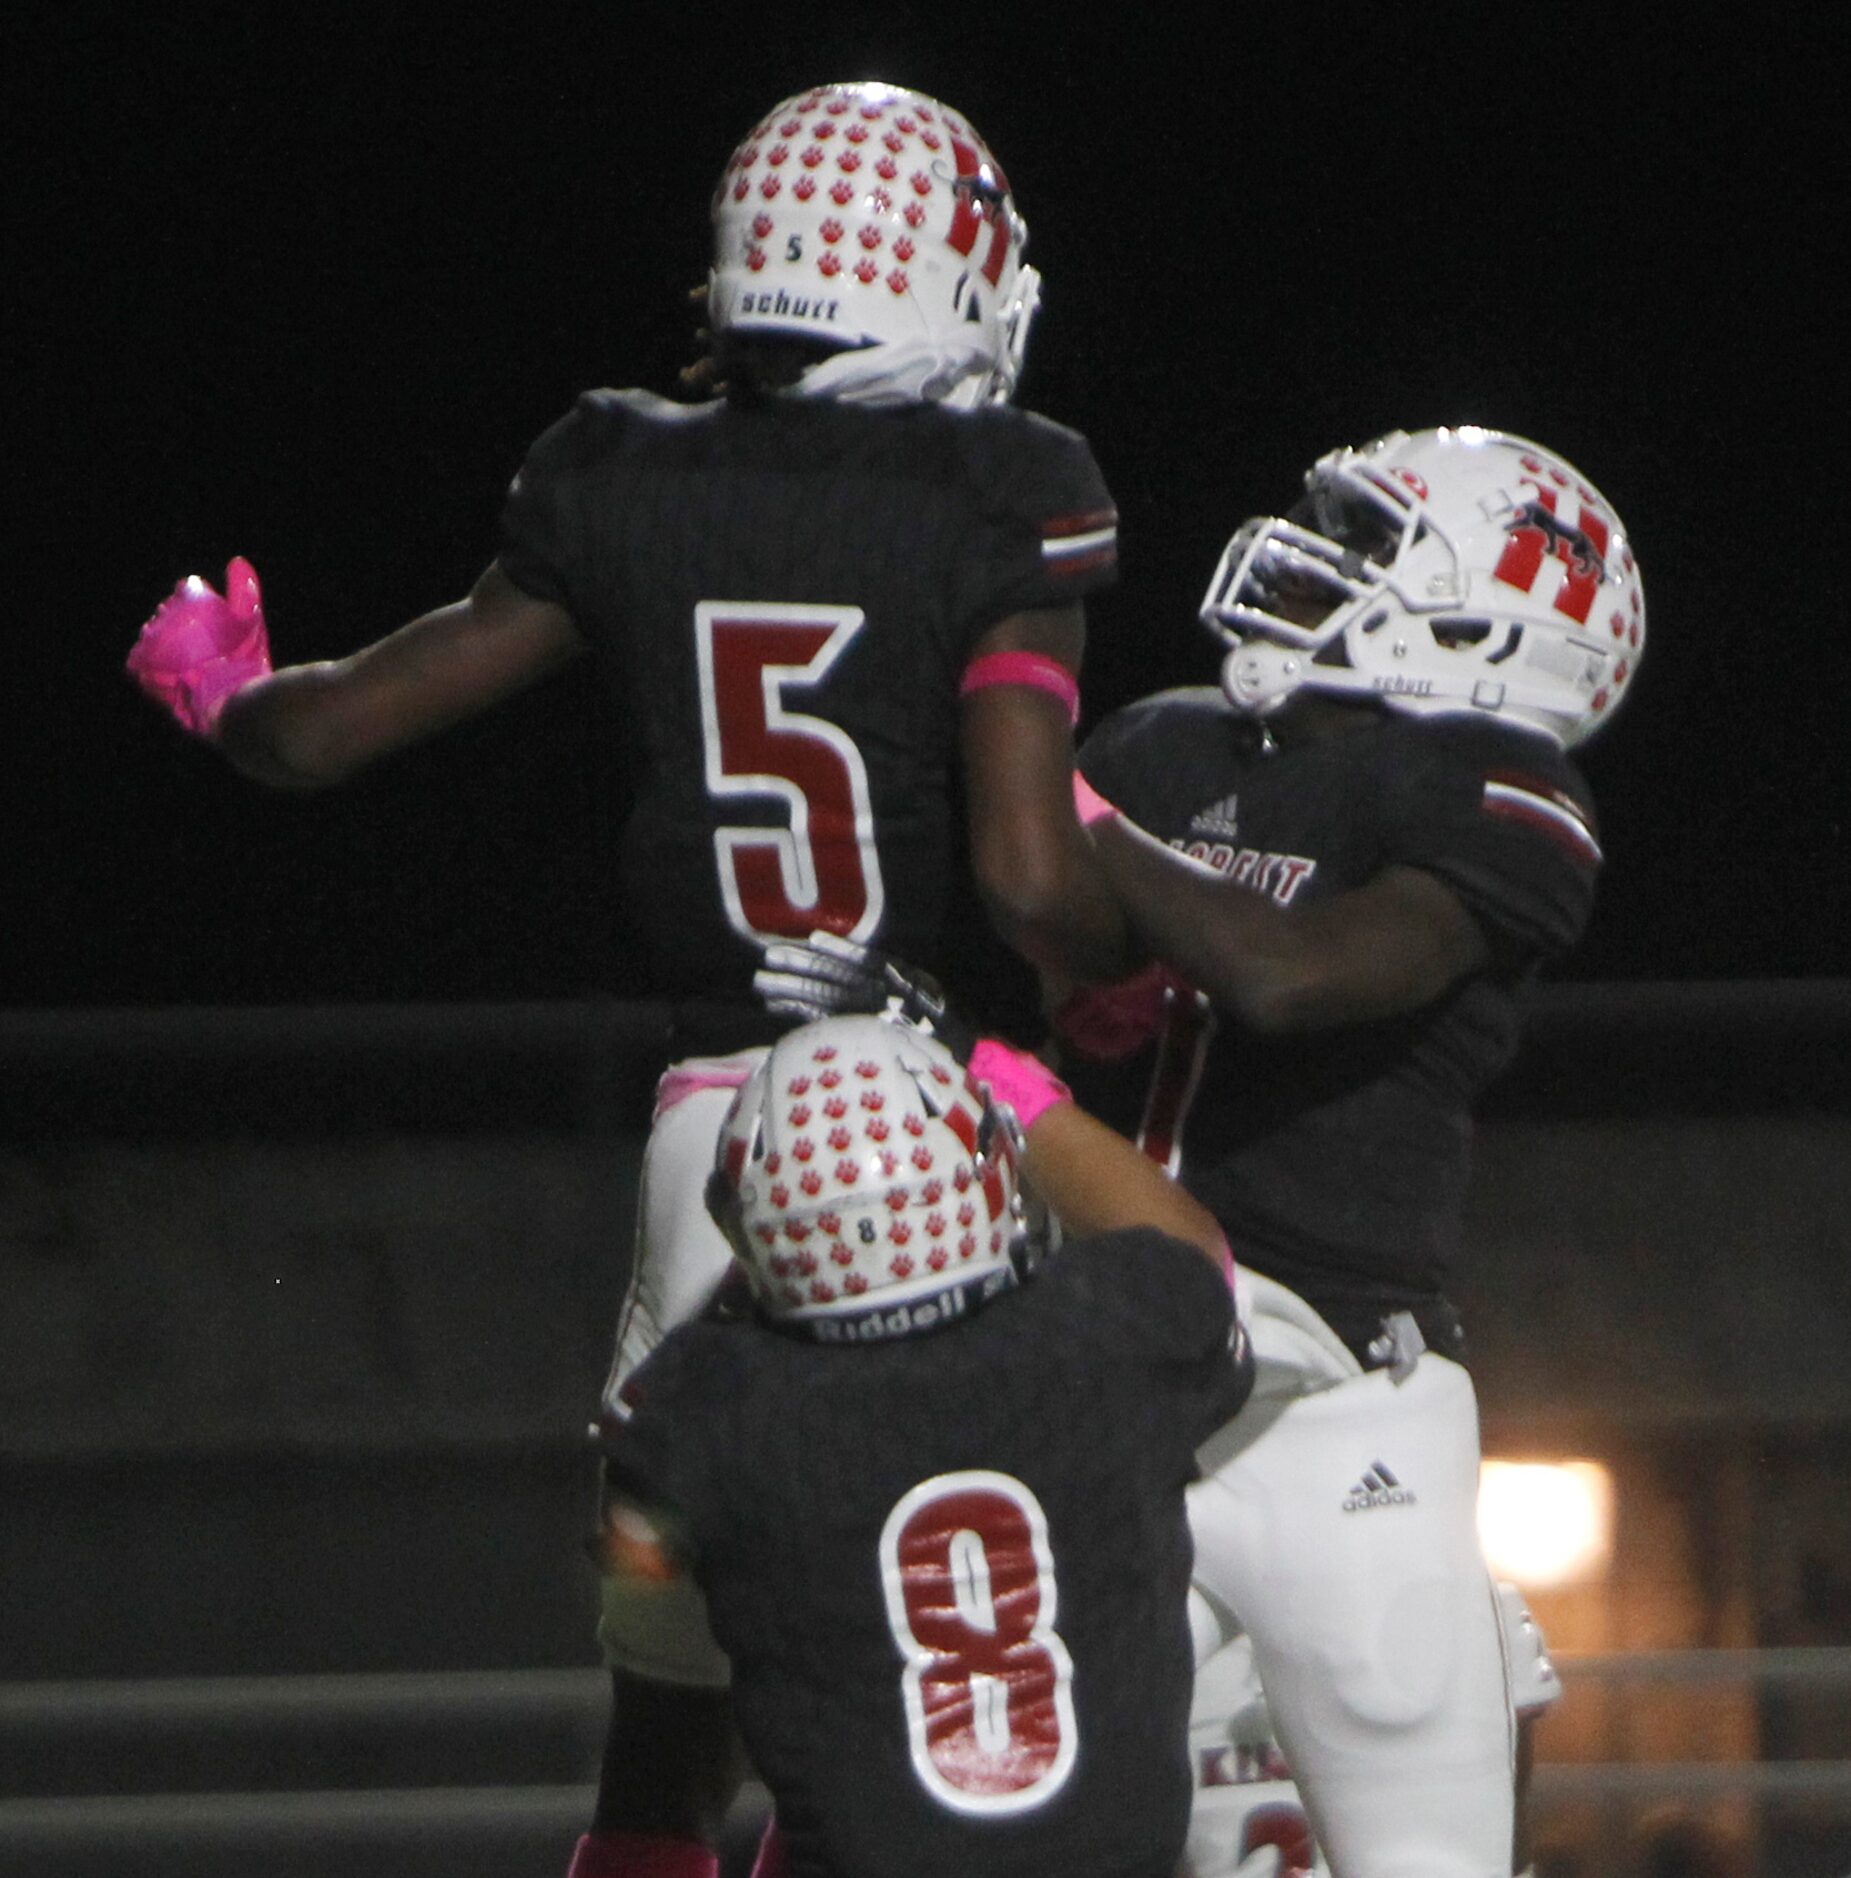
[880,1470,1077,1816]
[696,603,887,945]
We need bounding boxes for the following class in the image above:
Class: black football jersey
[497,388,1117,1045]
[606,1231,1248,1878]
[1072,692,1600,1342]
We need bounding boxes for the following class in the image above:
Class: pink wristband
[958,651,1081,726]
[969,1039,1072,1130]
[1073,771,1119,826]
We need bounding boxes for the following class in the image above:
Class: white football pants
[1184,1274,1514,1878]
[600,1051,766,1423]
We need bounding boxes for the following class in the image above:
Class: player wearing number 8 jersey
[598,1012,1251,1878]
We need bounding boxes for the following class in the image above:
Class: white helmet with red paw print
[707,80,1040,408]
[1201,427,1645,747]
[707,1016,1041,1342]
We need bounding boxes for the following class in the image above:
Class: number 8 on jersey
[879,1469,1078,1815]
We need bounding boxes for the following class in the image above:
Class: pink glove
[1052,961,1179,1061]
[126,556,272,737]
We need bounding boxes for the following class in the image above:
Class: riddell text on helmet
[809,1268,1015,1343]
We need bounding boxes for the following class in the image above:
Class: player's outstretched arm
[976,1041,1228,1267]
[958,604,1135,983]
[1081,798,1488,1034]
[129,560,585,788]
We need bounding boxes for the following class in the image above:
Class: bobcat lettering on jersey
[1167,838,1316,907]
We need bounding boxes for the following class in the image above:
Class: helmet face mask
[1202,428,1645,746]
[709,1017,1045,1342]
[707,81,1040,409]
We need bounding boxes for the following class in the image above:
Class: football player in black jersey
[125,79,1136,1878]
[594,1009,1252,1878]
[1056,427,1642,1878]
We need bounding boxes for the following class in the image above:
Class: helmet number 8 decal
[879,1470,1077,1815]
[696,603,886,946]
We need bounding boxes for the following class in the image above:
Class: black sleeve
[950,410,1119,653]
[1055,1230,1252,1444]
[601,1326,740,1546]
[1077,689,1221,828]
[495,390,629,617]
[1377,721,1601,969]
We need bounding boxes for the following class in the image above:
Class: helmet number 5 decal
[697,603,886,945]
[880,1470,1077,1815]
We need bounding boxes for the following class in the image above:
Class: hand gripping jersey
[1070,692,1599,1355]
[606,1231,1249,1878]
[498,388,1117,1044]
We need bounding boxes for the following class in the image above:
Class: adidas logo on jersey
[1342,1461,1417,1513]
[1189,794,1242,841]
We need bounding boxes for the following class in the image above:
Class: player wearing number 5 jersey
[597,1013,1251,1878]
[125,80,1131,1878]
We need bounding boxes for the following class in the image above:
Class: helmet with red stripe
[708,1016,1041,1341]
[1200,427,1645,747]
[708,81,1040,409]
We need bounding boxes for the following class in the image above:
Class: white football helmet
[1200,427,1645,747]
[707,80,1040,408]
[708,1016,1041,1341]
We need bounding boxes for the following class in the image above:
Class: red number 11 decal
[696,603,886,946]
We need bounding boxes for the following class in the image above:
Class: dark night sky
[18,10,1846,1008]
